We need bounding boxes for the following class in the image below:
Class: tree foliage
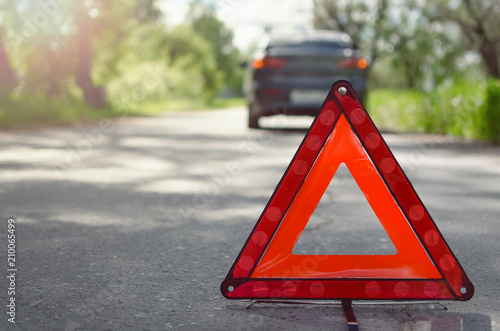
[185,0,242,95]
[425,0,500,79]
[0,0,140,107]
[313,0,389,64]
[381,2,464,88]
[162,25,221,101]
[313,0,497,88]
[0,29,18,95]
[0,0,241,117]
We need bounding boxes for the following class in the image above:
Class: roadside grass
[0,96,245,130]
[118,97,245,116]
[3,78,499,144]
[367,77,500,143]
[0,94,116,130]
[367,89,425,132]
[207,97,246,109]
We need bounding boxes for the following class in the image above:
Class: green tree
[162,24,221,101]
[0,0,163,108]
[102,2,224,108]
[0,0,82,100]
[136,0,162,22]
[314,0,468,89]
[74,1,106,108]
[313,0,389,65]
[383,2,464,89]
[0,29,18,94]
[185,0,242,95]
[426,0,500,79]
[0,0,234,123]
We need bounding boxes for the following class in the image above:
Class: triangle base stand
[246,300,450,330]
[246,300,359,330]
[342,300,359,331]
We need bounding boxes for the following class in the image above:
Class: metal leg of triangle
[342,300,358,331]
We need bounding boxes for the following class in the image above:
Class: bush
[106,25,222,112]
[420,77,485,137]
[480,78,500,143]
[368,76,497,142]
[367,89,424,131]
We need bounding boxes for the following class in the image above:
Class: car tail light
[264,87,280,95]
[336,57,368,69]
[253,57,287,69]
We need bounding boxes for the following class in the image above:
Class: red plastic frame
[221,81,474,301]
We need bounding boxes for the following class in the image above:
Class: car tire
[248,103,260,129]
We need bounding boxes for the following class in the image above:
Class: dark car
[243,29,368,128]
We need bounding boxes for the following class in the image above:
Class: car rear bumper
[254,101,323,117]
[251,80,367,117]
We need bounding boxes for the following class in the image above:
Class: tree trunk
[0,31,18,93]
[75,8,106,108]
[463,0,500,79]
[403,56,415,89]
[478,37,500,79]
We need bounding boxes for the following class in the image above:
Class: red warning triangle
[221,81,474,301]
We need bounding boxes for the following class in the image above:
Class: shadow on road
[226,302,492,330]
[1,108,498,330]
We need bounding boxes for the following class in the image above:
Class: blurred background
[0,0,499,142]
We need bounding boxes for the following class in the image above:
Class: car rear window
[269,40,348,49]
[265,39,352,57]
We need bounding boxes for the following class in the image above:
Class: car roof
[265,29,352,47]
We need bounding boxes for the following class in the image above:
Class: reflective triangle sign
[221,81,474,301]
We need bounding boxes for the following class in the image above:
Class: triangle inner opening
[292,163,397,255]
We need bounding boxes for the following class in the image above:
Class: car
[243,29,368,128]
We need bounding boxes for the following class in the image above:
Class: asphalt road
[0,107,499,330]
